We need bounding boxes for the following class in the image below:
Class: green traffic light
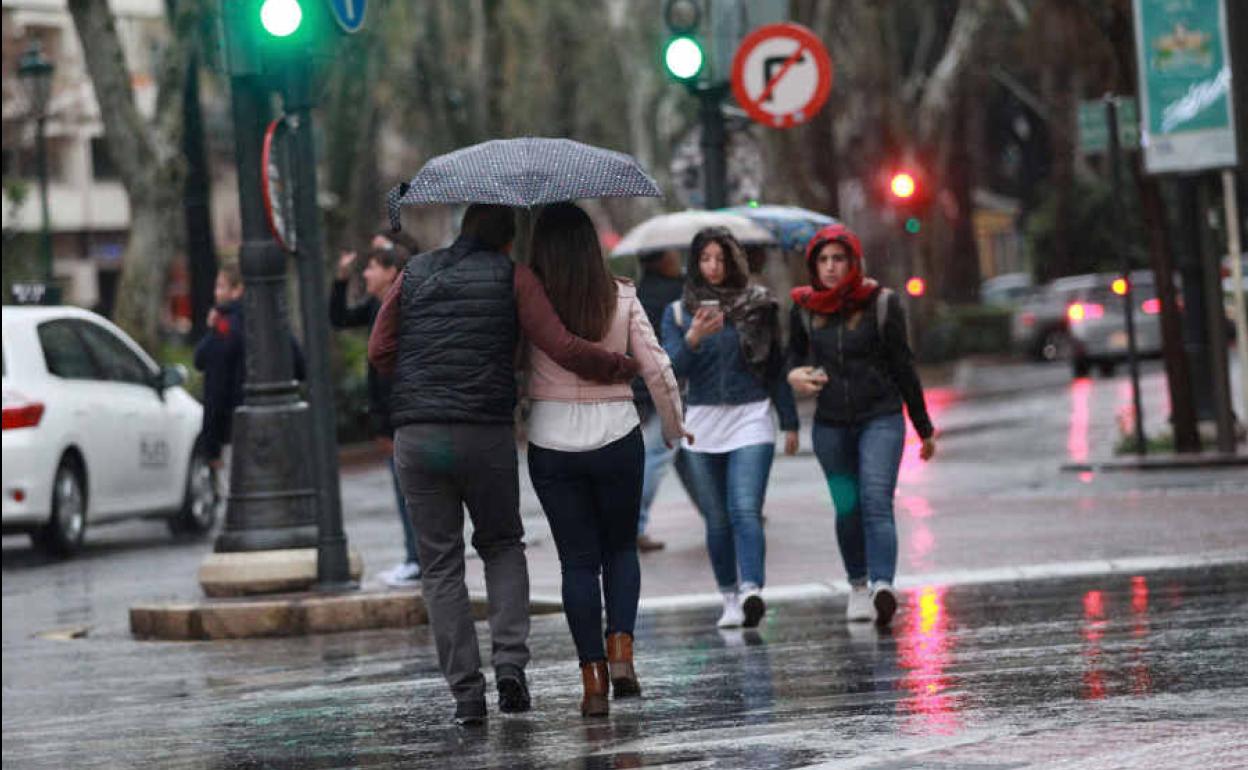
[664,36,704,80]
[260,0,303,37]
[905,217,922,234]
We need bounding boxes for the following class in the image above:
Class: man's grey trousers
[393,423,531,704]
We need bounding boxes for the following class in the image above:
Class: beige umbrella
[610,210,777,258]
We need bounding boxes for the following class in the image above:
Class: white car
[2,306,216,556]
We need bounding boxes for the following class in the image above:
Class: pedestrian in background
[331,243,419,588]
[661,227,799,630]
[368,204,639,726]
[632,249,690,553]
[193,263,246,502]
[787,223,935,627]
[524,203,689,718]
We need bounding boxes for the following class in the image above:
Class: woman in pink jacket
[525,203,690,718]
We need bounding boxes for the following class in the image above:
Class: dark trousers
[394,423,530,705]
[527,428,644,664]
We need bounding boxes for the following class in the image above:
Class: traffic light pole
[213,66,320,557]
[281,62,354,589]
[1106,98,1147,456]
[698,84,729,209]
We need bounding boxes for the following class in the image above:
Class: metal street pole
[1223,170,1248,426]
[35,114,52,288]
[281,62,353,589]
[1106,97,1147,455]
[699,84,728,209]
[211,15,319,558]
[1196,176,1237,454]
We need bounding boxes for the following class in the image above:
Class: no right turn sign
[731,22,833,129]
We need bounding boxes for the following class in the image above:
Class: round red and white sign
[731,23,833,129]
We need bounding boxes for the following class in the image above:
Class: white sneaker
[871,582,898,627]
[740,583,766,628]
[846,584,875,622]
[716,591,745,628]
[381,561,422,587]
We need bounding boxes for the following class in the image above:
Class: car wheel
[1071,357,1091,378]
[1097,361,1117,378]
[34,457,87,557]
[1039,329,1070,362]
[169,442,217,538]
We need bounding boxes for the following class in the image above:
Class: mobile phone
[811,366,827,379]
[699,299,721,310]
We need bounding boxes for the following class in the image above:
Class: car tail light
[1020,311,1036,327]
[2,391,45,431]
[1141,298,1161,315]
[1067,302,1104,323]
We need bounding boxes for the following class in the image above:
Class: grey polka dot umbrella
[386,137,662,231]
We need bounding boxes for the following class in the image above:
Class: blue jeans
[811,413,905,584]
[527,429,644,664]
[682,442,775,591]
[637,409,693,535]
[388,455,420,567]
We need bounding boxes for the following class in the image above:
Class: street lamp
[18,43,55,291]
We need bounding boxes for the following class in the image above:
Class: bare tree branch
[917,0,993,145]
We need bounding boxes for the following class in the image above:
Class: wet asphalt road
[3,565,1246,769]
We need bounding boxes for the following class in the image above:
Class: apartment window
[90,137,120,181]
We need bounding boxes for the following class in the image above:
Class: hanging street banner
[1132,0,1239,173]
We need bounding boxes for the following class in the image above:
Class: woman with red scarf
[786,223,936,627]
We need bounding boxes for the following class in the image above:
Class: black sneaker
[496,665,531,713]
[741,591,767,628]
[454,698,487,726]
[872,584,898,628]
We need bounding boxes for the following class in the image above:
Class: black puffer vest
[390,238,518,427]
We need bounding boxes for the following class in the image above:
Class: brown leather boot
[580,661,610,717]
[606,632,641,698]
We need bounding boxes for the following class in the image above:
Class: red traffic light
[905,277,926,297]
[890,172,917,200]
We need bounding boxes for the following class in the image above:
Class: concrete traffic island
[129,588,564,641]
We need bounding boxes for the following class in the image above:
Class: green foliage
[914,303,1015,363]
[1024,171,1148,280]
[333,330,373,444]
[159,342,204,401]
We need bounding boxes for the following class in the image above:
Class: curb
[1062,452,1248,472]
[130,590,563,642]
[636,551,1248,612]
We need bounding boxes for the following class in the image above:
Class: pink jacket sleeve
[628,296,684,444]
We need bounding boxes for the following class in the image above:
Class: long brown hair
[530,203,617,342]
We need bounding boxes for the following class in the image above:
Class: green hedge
[914,304,1014,363]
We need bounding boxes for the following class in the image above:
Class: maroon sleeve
[513,263,639,384]
[367,279,402,377]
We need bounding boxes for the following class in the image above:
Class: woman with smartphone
[786,223,935,628]
[661,227,799,629]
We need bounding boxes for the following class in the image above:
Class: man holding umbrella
[373,138,663,726]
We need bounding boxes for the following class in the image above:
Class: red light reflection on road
[1130,576,1153,695]
[1067,379,1092,464]
[900,388,952,481]
[899,496,935,571]
[1081,589,1107,700]
[898,585,960,735]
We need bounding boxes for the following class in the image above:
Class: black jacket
[631,271,685,409]
[193,300,245,460]
[330,281,395,437]
[389,237,519,427]
[787,289,933,438]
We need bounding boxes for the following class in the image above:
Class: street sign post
[1078,98,1140,154]
[1132,0,1238,174]
[730,22,832,129]
[261,116,296,252]
[325,0,366,34]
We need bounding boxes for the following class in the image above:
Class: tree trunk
[68,0,195,352]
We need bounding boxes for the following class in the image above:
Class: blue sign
[326,0,366,33]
